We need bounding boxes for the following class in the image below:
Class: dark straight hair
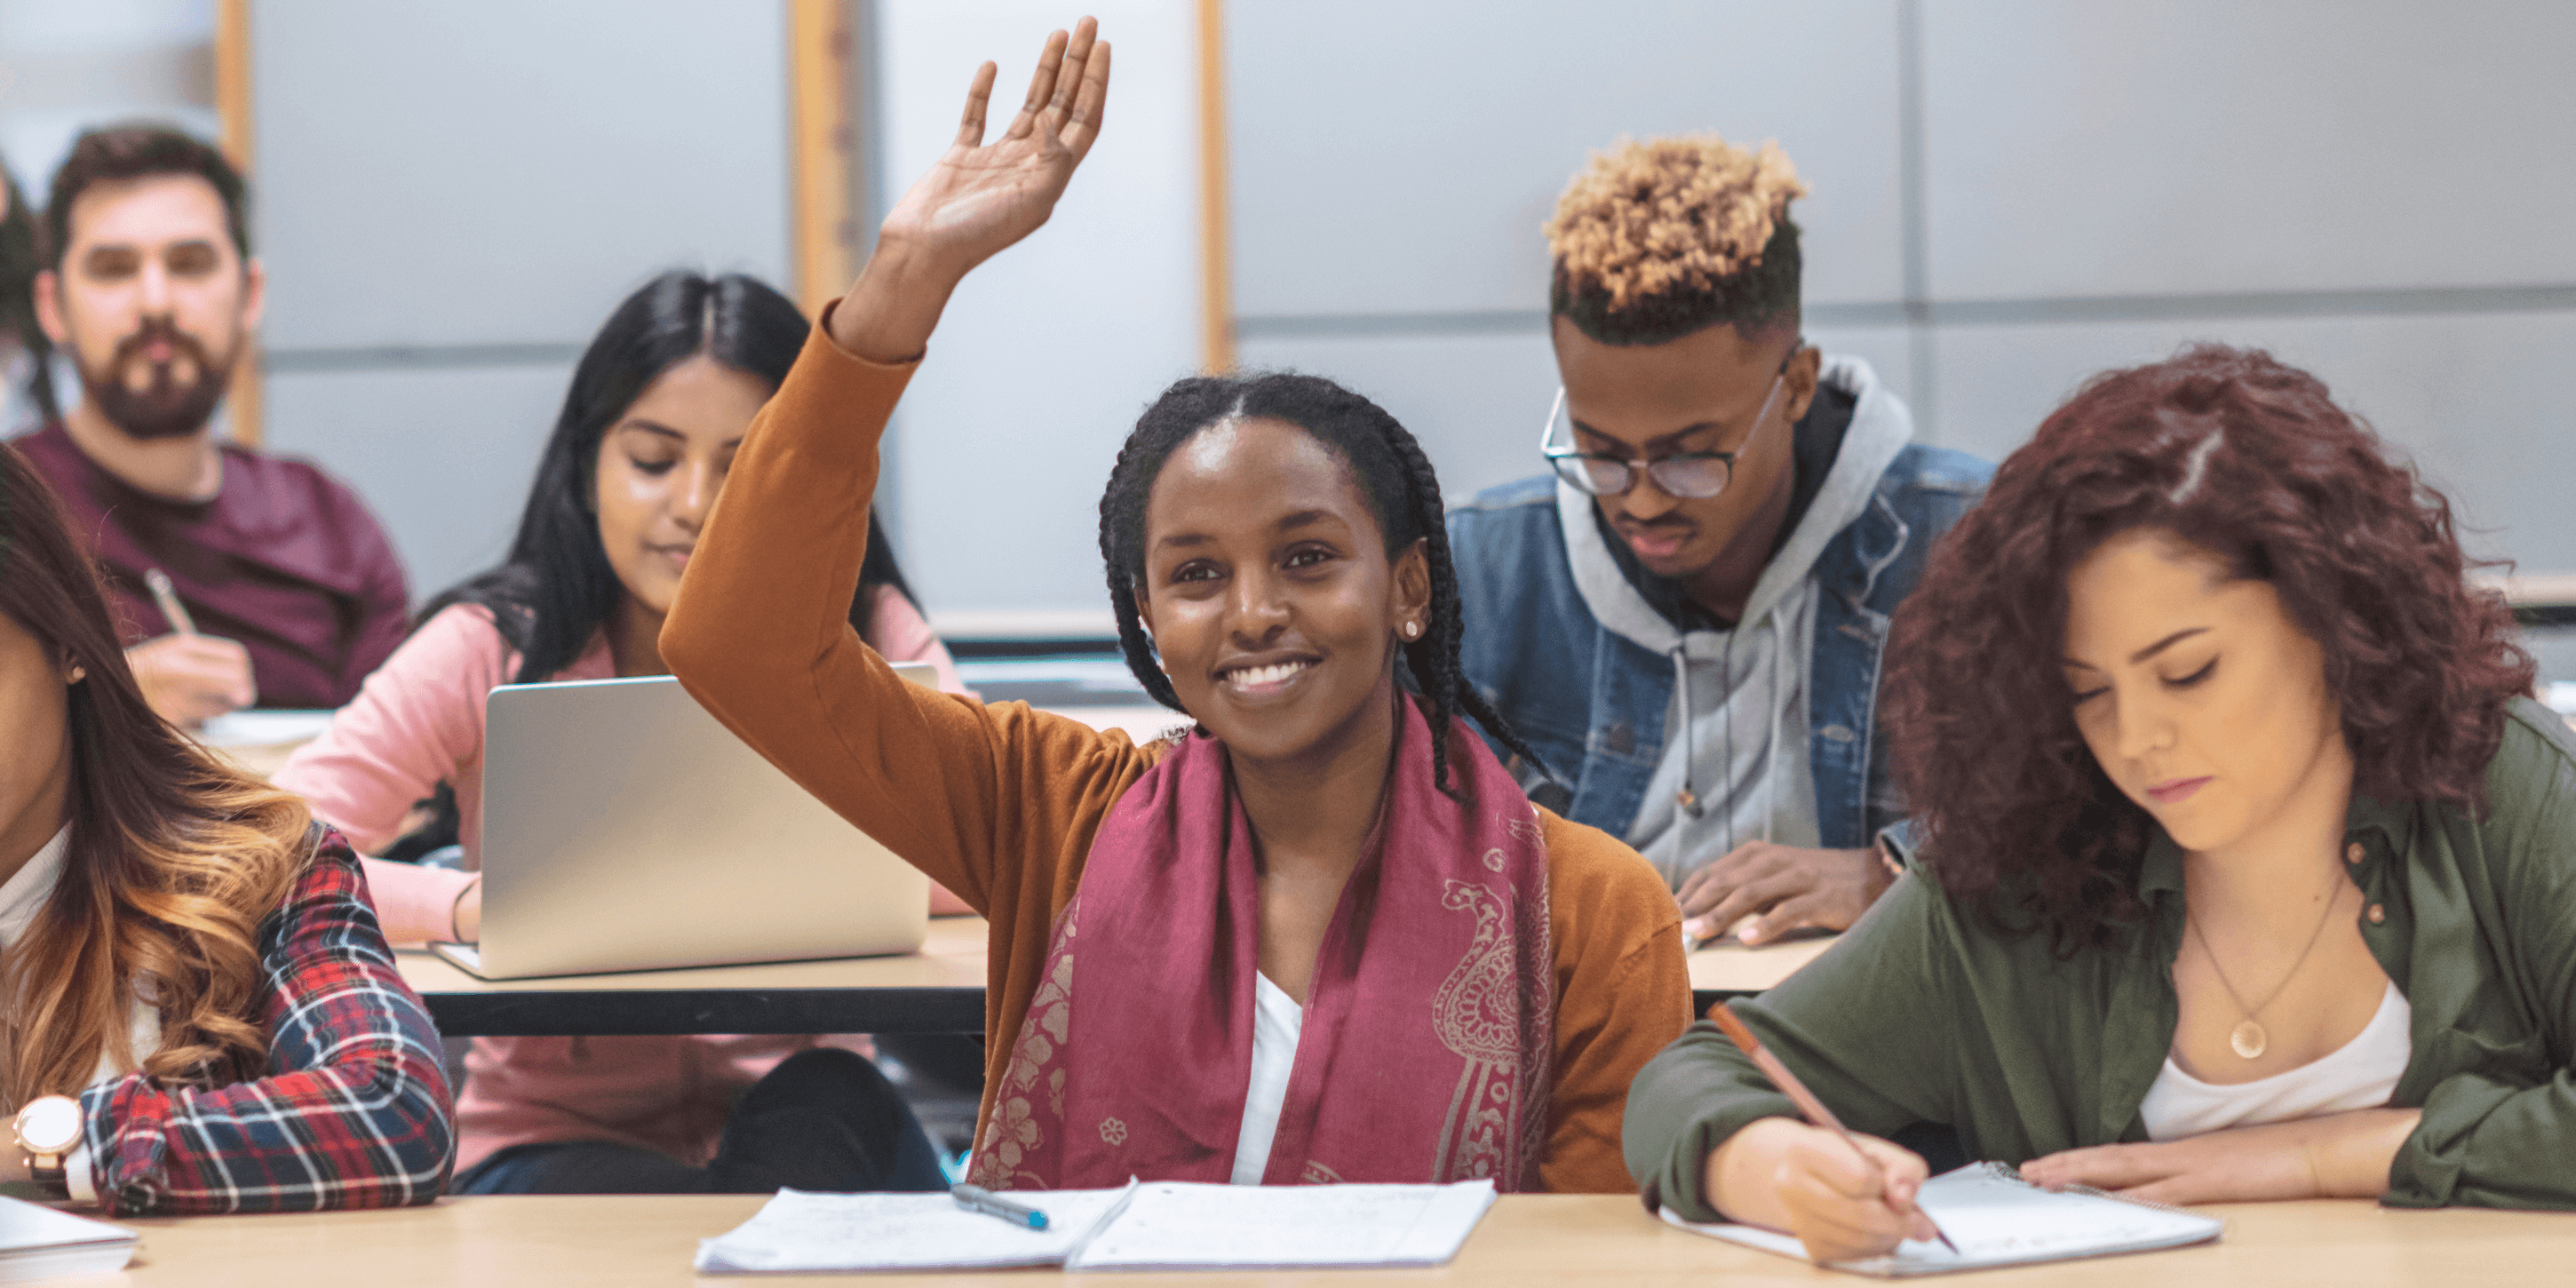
[424,271,919,682]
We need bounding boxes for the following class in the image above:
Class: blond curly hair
[1546,134,1809,344]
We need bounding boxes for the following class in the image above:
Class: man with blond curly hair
[1449,135,1992,946]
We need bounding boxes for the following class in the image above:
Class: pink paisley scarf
[968,695,1554,1190]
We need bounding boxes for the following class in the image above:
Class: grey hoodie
[1555,354,1915,887]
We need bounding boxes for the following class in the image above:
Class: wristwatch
[13,1094,82,1197]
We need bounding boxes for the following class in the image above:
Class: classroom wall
[1224,0,2576,576]
[870,0,1206,618]
[11,3,2571,620]
[250,0,794,600]
[0,0,223,435]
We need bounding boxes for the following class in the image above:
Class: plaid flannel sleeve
[75,828,456,1215]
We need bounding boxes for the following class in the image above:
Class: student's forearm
[2310,1108,2421,1197]
[826,236,965,364]
[1704,1117,1809,1228]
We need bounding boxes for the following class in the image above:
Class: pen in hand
[145,568,198,636]
[951,1182,1048,1231]
[1708,1002,1960,1257]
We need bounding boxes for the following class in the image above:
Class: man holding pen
[12,126,409,724]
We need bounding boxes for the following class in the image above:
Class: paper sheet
[1067,1179,1498,1271]
[694,1184,1136,1274]
[1662,1163,2222,1277]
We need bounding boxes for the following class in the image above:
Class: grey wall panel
[262,363,573,601]
[1226,0,1906,319]
[1921,1,2576,300]
[252,0,791,352]
[876,0,1205,614]
[1236,329,1559,505]
[1931,310,2576,568]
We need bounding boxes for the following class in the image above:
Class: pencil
[144,568,198,636]
[1708,1001,1960,1256]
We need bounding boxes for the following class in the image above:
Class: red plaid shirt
[75,829,454,1215]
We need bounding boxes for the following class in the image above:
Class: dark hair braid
[1097,372,1543,800]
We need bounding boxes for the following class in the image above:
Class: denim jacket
[1449,443,1991,852]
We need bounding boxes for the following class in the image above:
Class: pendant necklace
[2185,878,2347,1060]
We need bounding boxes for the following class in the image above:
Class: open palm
[879,18,1112,277]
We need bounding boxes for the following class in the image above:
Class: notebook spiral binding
[1984,1161,2206,1221]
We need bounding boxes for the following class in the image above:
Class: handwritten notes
[695,1179,1498,1275]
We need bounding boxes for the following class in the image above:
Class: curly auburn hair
[1882,344,2535,952]
[1544,134,1809,346]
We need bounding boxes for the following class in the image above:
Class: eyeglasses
[1539,341,1801,500]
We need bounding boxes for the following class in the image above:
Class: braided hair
[1096,372,1540,801]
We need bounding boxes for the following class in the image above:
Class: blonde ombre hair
[1545,133,1810,346]
[0,444,313,1106]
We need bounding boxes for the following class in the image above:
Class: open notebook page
[1663,1163,2223,1277]
[1069,1180,1499,1271]
[695,1184,1137,1274]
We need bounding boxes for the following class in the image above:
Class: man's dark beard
[76,317,235,441]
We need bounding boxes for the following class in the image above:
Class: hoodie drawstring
[1674,606,1788,848]
[1674,647,1702,820]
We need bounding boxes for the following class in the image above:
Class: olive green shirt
[1625,697,2576,1214]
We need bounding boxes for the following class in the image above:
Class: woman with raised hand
[1625,344,2576,1260]
[0,441,449,1214]
[274,271,957,1196]
[662,18,1690,1192]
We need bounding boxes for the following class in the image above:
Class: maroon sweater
[15,422,409,709]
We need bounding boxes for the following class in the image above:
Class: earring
[1401,621,1421,640]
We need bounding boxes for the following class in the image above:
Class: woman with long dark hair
[1624,344,2576,1260]
[664,20,1691,1194]
[0,441,448,1212]
[274,270,956,1195]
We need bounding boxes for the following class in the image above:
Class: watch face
[17,1097,80,1154]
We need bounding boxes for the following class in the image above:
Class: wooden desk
[405,917,1819,1037]
[1690,933,1837,1013]
[399,917,989,1037]
[104,1192,2576,1286]
[2478,569,2576,627]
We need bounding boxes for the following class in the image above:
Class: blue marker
[951,1182,1049,1230]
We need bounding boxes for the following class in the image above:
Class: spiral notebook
[1661,1162,2223,1277]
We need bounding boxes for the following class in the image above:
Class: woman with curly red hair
[1625,344,2576,1261]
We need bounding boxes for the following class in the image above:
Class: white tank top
[2139,982,2412,1141]
[1228,973,1305,1184]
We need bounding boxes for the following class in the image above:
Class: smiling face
[36,174,260,441]
[592,354,771,619]
[2062,528,2352,855]
[1550,316,1815,585]
[1135,417,1428,769]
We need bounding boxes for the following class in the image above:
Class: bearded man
[14,125,408,724]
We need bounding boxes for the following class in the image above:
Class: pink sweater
[273,589,966,1173]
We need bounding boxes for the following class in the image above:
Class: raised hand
[831,18,1111,362]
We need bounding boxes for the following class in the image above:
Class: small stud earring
[1401,621,1420,640]
[68,666,87,684]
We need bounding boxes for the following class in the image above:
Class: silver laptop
[429,666,934,979]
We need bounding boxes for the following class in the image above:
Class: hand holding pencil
[1705,1002,1957,1263]
[126,568,257,727]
